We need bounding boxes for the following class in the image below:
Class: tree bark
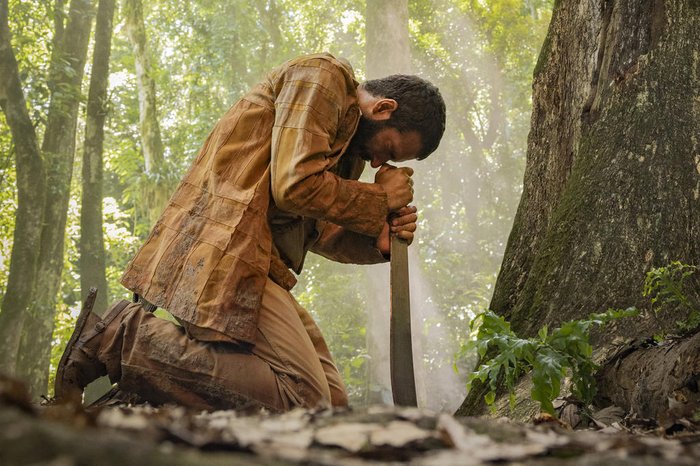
[80,0,116,317]
[457,0,700,416]
[596,332,700,424]
[14,0,95,396]
[123,0,163,174]
[0,0,47,375]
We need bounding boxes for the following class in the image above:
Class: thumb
[376,163,395,176]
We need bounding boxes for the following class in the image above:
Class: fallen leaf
[592,405,625,426]
[97,407,150,430]
[437,414,492,451]
[315,422,377,452]
[369,420,433,447]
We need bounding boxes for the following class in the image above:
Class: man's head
[350,75,446,168]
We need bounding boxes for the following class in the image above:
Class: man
[55,53,446,411]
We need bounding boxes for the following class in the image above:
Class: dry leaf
[369,421,432,447]
[97,408,150,430]
[592,405,625,427]
[314,422,377,452]
[437,414,492,451]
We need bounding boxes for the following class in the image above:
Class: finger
[394,230,414,244]
[391,222,416,233]
[391,213,418,226]
[392,206,416,218]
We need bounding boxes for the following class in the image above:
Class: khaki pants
[98,278,348,412]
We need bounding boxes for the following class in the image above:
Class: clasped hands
[374,164,418,255]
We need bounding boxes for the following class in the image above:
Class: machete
[389,235,418,406]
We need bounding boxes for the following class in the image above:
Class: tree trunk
[596,331,700,424]
[364,0,412,405]
[123,0,163,174]
[457,0,700,416]
[0,0,47,375]
[80,0,116,317]
[365,0,411,79]
[14,0,95,396]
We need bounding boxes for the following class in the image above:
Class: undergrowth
[467,261,698,415]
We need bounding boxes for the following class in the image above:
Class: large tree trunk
[14,0,95,396]
[123,0,163,174]
[0,0,47,375]
[457,0,700,417]
[364,0,412,405]
[365,0,411,79]
[80,0,116,317]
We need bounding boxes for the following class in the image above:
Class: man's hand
[376,205,418,255]
[375,164,414,211]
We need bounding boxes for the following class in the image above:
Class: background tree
[0,0,95,396]
[457,0,700,417]
[80,0,116,316]
[123,0,162,174]
[0,0,47,377]
[122,0,173,229]
[17,0,94,396]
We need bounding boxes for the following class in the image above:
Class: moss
[533,21,554,78]
[489,195,528,316]
[508,149,598,335]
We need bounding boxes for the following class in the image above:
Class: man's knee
[331,388,348,408]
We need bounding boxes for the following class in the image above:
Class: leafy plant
[643,262,700,333]
[467,307,639,415]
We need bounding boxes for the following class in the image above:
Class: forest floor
[2,376,700,465]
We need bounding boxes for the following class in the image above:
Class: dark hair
[361,75,446,159]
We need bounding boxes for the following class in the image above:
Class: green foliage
[468,307,639,414]
[643,262,700,334]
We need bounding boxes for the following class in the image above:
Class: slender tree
[123,0,163,173]
[14,0,95,395]
[0,0,47,375]
[457,0,700,418]
[80,0,116,317]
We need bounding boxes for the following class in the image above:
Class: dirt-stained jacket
[120,53,389,345]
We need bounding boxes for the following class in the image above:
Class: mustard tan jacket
[120,53,389,344]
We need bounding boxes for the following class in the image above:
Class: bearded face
[346,116,389,162]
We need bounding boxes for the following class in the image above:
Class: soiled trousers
[97,278,348,412]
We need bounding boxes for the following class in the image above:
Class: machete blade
[389,236,417,406]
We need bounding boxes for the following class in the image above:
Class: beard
[345,116,388,162]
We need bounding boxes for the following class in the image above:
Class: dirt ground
[2,375,700,465]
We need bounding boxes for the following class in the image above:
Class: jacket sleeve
[270,58,388,237]
[310,221,388,264]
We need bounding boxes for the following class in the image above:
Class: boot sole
[55,288,98,401]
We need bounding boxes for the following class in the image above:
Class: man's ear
[370,98,398,120]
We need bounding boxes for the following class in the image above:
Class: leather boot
[54,298,132,403]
